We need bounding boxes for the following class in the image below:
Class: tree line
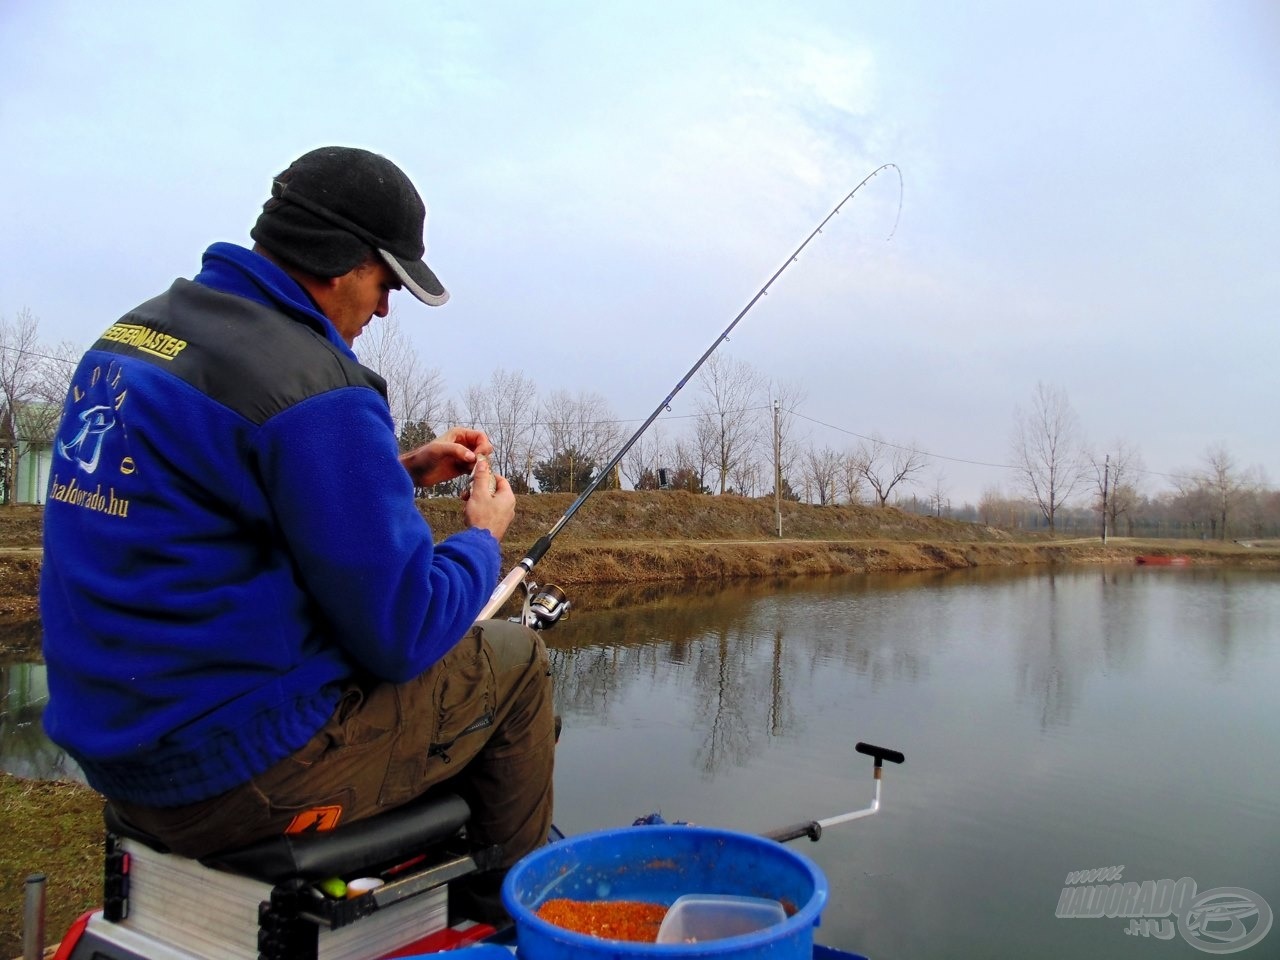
[355,317,941,507]
[0,309,77,503]
[4,309,1275,540]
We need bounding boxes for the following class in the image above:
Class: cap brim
[379,249,449,307]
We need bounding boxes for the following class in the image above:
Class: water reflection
[4,565,1279,959]
[0,662,80,780]
[1012,569,1105,730]
[545,566,1280,810]
[547,567,1280,960]
[5,567,1275,786]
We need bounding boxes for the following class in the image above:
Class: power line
[376,402,1216,489]
[791,410,1202,486]
[0,343,1223,488]
[791,410,1017,470]
[0,343,79,366]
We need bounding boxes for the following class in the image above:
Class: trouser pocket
[428,710,495,763]
[380,627,496,806]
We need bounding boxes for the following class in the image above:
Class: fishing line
[476,163,904,621]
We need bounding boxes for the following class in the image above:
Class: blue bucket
[502,825,828,960]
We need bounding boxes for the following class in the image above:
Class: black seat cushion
[106,792,472,885]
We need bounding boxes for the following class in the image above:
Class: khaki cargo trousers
[116,620,554,868]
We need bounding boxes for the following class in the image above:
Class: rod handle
[525,535,554,566]
[476,565,530,622]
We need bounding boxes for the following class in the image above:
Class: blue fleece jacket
[39,243,501,807]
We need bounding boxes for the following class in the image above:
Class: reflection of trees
[690,624,774,776]
[769,629,789,737]
[1167,568,1259,672]
[776,571,959,688]
[547,572,961,777]
[1011,567,1261,728]
[1012,570,1078,730]
[0,663,81,780]
[7,568,1265,792]
[1212,572,1237,669]
[1019,570,1073,729]
[1013,568,1143,730]
[548,580,804,776]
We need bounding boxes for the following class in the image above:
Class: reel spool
[515,581,570,630]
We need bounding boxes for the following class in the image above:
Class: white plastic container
[655,894,787,944]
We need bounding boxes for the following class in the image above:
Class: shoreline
[4,535,1277,664]
[3,492,1277,661]
[3,499,1278,954]
[515,535,1280,589]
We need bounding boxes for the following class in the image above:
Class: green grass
[1,773,103,958]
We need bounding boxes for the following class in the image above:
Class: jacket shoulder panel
[91,280,386,424]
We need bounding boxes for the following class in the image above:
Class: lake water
[4,565,1278,958]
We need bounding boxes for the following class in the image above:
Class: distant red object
[1135,555,1191,565]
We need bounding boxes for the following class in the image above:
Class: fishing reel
[511,580,571,631]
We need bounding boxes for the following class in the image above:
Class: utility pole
[1101,453,1110,543]
[773,398,782,538]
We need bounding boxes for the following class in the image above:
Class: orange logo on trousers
[285,805,343,835]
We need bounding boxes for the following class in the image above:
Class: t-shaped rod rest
[765,742,906,843]
[855,741,906,779]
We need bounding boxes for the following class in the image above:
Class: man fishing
[39,145,554,922]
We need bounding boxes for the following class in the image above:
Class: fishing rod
[477,162,903,625]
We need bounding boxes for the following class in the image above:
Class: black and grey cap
[250,146,448,306]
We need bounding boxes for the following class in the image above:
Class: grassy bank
[1,774,102,959]
[2,495,1277,955]
[4,494,1279,663]
[6,492,1278,661]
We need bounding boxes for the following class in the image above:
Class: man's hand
[399,427,494,488]
[462,459,515,541]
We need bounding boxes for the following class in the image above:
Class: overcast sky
[2,1,1276,505]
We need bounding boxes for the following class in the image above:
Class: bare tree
[428,397,468,497]
[355,314,445,451]
[435,397,465,439]
[692,415,717,491]
[1167,473,1215,538]
[538,389,624,492]
[695,354,764,494]
[837,449,866,504]
[670,437,707,493]
[1198,443,1248,540]
[622,424,667,489]
[800,445,841,504]
[769,378,808,502]
[858,435,927,507]
[978,487,1024,528]
[460,368,539,491]
[34,339,80,409]
[0,309,52,502]
[726,455,761,496]
[17,338,81,501]
[1010,382,1088,531]
[1235,477,1277,538]
[928,470,950,518]
[1090,440,1144,537]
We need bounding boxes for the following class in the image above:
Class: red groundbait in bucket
[503,825,829,960]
